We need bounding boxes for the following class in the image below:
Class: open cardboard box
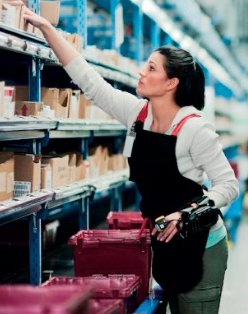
[0,152,14,202]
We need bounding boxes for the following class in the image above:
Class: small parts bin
[42,275,141,314]
[0,285,92,314]
[68,229,151,304]
[106,211,144,229]
[86,299,122,314]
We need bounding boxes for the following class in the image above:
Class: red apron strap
[136,101,149,122]
[171,114,200,136]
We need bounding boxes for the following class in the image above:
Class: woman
[24,7,238,314]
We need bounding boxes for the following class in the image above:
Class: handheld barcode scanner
[155,215,169,232]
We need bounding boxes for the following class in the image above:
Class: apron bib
[128,102,209,294]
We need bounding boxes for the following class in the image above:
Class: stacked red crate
[68,229,151,304]
[42,275,141,314]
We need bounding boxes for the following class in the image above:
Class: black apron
[128,103,209,295]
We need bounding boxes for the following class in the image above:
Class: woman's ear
[167,77,179,91]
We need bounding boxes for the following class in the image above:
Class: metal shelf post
[78,197,90,230]
[163,33,173,46]
[29,58,41,102]
[151,20,161,50]
[28,0,40,14]
[110,186,123,212]
[29,212,42,285]
[77,0,87,48]
[133,3,143,65]
[110,0,120,52]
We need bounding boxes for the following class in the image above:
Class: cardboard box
[108,154,124,172]
[15,101,43,116]
[3,86,15,118]
[68,153,76,183]
[41,164,52,190]
[40,1,60,26]
[1,3,17,28]
[42,155,69,188]
[42,87,68,118]
[14,154,41,197]
[75,153,87,181]
[22,1,60,26]
[15,85,29,102]
[78,93,92,119]
[0,152,14,202]
[2,1,25,29]
[59,88,71,119]
[66,34,83,52]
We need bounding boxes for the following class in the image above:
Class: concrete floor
[220,217,248,314]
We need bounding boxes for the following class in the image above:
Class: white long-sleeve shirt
[64,55,239,231]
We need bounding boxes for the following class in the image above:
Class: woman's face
[136,51,171,98]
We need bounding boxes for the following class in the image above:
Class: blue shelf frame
[133,3,143,64]
[76,0,87,48]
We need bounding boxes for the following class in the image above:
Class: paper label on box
[0,172,6,192]
[7,172,14,193]
[14,181,31,197]
[45,170,52,190]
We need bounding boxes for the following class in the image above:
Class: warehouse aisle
[220,215,248,314]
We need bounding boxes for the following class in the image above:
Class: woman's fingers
[24,7,34,15]
[157,221,178,242]
[151,227,158,236]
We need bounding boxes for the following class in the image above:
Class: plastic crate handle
[136,218,153,240]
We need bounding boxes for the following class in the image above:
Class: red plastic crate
[106,212,144,229]
[68,230,151,304]
[42,275,141,314]
[86,299,122,314]
[0,285,93,314]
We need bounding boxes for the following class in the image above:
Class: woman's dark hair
[155,46,205,110]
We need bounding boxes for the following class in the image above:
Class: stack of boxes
[0,148,128,202]
[0,0,83,51]
[0,85,114,120]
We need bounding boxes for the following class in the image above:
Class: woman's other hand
[151,211,182,243]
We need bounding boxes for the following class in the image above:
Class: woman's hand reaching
[23,6,49,29]
[151,211,182,243]
[21,4,80,66]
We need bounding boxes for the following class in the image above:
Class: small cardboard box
[0,152,14,202]
[42,87,69,118]
[15,85,29,102]
[40,1,60,26]
[41,164,52,190]
[68,153,76,183]
[14,154,41,197]
[78,93,92,119]
[66,34,83,52]
[15,101,43,116]
[42,155,69,188]
[75,153,89,181]
[2,1,25,29]
[59,88,71,119]
[3,86,15,118]
[22,1,60,26]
